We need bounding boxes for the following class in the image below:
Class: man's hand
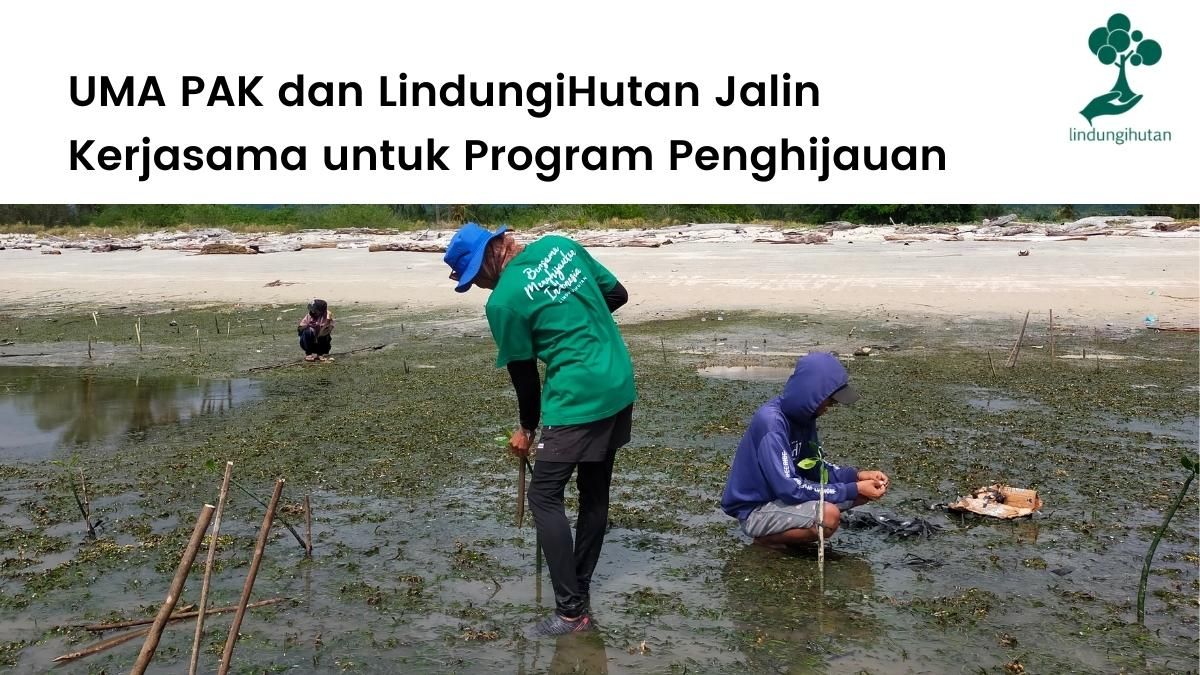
[508,427,535,458]
[857,479,887,500]
[858,470,890,489]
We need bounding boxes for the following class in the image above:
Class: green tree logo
[1080,13,1162,125]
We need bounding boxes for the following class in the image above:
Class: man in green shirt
[444,222,636,637]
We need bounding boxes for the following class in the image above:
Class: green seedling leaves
[1181,454,1198,474]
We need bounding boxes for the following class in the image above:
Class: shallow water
[0,366,260,459]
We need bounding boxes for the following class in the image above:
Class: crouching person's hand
[858,470,890,489]
[857,479,887,501]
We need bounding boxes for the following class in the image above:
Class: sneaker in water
[525,613,593,638]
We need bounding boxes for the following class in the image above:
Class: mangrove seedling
[797,440,829,574]
[1136,453,1198,625]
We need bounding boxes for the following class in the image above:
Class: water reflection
[548,632,608,674]
[722,545,880,671]
[0,366,260,459]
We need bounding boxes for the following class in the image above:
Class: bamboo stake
[516,459,528,528]
[226,320,231,336]
[188,462,233,675]
[817,476,825,576]
[987,350,997,377]
[69,470,96,539]
[135,322,143,352]
[80,598,285,633]
[196,328,201,353]
[225,477,307,550]
[218,479,284,675]
[660,337,667,364]
[131,503,215,675]
[56,600,286,664]
[79,469,93,534]
[92,311,99,326]
[304,494,313,557]
[214,317,220,334]
[1049,309,1055,360]
[88,335,93,360]
[56,626,150,663]
[1006,310,1031,368]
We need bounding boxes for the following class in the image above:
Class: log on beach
[368,242,448,253]
[200,243,258,255]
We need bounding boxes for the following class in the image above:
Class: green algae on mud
[0,306,1197,673]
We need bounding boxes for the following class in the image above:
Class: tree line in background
[0,203,1195,230]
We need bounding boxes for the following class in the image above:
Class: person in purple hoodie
[721,352,890,549]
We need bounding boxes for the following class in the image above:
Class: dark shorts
[537,404,633,463]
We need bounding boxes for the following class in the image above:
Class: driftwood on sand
[756,233,829,245]
[368,242,447,253]
[200,243,257,255]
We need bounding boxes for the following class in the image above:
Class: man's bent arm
[507,359,541,432]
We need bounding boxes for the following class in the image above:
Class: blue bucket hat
[443,222,509,292]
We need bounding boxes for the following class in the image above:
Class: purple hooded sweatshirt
[720,352,860,522]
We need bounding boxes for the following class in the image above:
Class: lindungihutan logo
[1080,13,1162,125]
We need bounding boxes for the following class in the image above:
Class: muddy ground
[0,304,1196,674]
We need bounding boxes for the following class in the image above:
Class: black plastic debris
[841,511,943,538]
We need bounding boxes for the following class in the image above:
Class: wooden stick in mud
[218,479,284,675]
[189,462,233,675]
[259,319,265,335]
[88,335,93,360]
[1006,310,1030,368]
[80,598,285,633]
[1049,309,1055,360]
[92,311,98,326]
[227,320,231,336]
[79,469,94,535]
[226,477,307,550]
[131,503,215,675]
[214,316,220,334]
[135,321,143,352]
[516,458,527,528]
[57,600,286,664]
[304,494,313,557]
[55,626,151,663]
[69,470,96,539]
[196,328,201,353]
[987,351,997,378]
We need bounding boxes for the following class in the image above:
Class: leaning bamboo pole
[130,504,215,675]
[188,462,233,675]
[218,479,284,675]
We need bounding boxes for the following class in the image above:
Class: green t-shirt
[485,235,636,426]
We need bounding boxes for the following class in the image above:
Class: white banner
[0,1,1195,202]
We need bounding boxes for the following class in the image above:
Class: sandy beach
[2,235,1196,328]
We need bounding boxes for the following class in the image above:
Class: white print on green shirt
[522,246,588,303]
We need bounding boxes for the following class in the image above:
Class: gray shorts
[741,499,856,538]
